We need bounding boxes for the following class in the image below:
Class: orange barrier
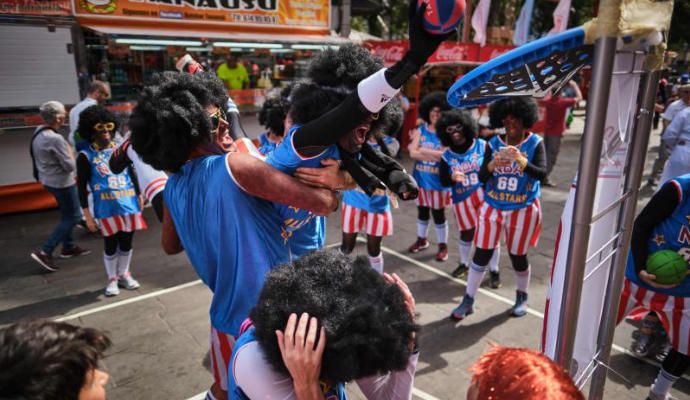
[0,182,57,215]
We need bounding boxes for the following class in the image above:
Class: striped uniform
[123,139,168,204]
[341,139,394,237]
[209,326,237,391]
[618,175,690,355]
[413,124,451,209]
[475,134,543,254]
[81,145,147,237]
[442,139,486,231]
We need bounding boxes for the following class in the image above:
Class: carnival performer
[229,250,419,400]
[257,95,289,155]
[437,110,500,287]
[76,105,147,297]
[129,71,338,400]
[452,97,546,321]
[617,175,690,400]
[340,104,404,273]
[408,92,452,261]
[109,137,168,222]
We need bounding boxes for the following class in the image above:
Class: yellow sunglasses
[93,122,115,132]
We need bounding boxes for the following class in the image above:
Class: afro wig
[129,71,228,172]
[77,105,118,144]
[308,44,384,90]
[418,91,451,124]
[372,101,404,138]
[250,250,417,383]
[488,97,539,129]
[258,96,289,137]
[435,109,478,147]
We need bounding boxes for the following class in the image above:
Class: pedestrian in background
[69,81,110,151]
[217,54,249,90]
[30,101,90,272]
[660,106,690,184]
[648,84,690,186]
[542,81,582,187]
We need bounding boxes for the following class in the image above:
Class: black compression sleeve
[524,140,548,181]
[631,182,680,275]
[292,93,371,158]
[128,165,141,195]
[478,143,494,183]
[109,143,132,174]
[439,158,452,187]
[77,153,91,209]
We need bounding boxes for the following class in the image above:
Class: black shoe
[31,250,57,272]
[59,246,91,259]
[543,178,556,187]
[451,263,468,278]
[489,271,502,289]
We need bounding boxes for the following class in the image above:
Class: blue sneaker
[451,295,475,321]
[510,290,528,317]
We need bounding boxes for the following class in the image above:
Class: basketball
[646,250,688,285]
[418,0,465,35]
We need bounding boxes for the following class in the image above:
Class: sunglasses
[93,122,115,132]
[209,108,228,132]
[446,124,464,134]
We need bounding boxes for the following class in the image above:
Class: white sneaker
[118,273,140,290]
[105,279,120,296]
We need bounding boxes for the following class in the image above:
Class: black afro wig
[77,105,118,144]
[372,100,404,138]
[488,97,539,129]
[308,44,384,90]
[436,109,478,147]
[258,96,289,137]
[129,71,228,172]
[250,250,417,383]
[418,91,451,124]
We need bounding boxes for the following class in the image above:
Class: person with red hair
[467,346,584,400]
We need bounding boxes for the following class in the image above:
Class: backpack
[29,126,51,181]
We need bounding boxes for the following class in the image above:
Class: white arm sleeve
[233,341,297,400]
[357,69,400,113]
[354,352,419,400]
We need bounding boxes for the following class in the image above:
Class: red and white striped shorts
[209,325,237,391]
[617,279,690,355]
[474,199,541,255]
[341,204,393,237]
[97,213,147,237]
[416,188,451,209]
[452,189,484,232]
[143,177,167,204]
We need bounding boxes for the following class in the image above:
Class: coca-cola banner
[427,42,480,64]
[363,41,512,66]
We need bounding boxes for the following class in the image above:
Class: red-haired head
[467,346,584,400]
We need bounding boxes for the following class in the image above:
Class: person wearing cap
[30,101,90,272]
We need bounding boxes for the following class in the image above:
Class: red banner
[364,41,512,66]
[427,42,479,64]
[362,40,408,66]
[478,44,514,62]
[0,0,70,15]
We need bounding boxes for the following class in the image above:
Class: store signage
[73,0,330,33]
[0,0,70,15]
[478,44,514,62]
[363,41,489,66]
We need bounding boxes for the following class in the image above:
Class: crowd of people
[7,2,690,399]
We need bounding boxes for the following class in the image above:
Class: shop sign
[362,40,408,66]
[73,0,330,32]
[478,44,514,62]
[108,40,132,58]
[0,0,70,15]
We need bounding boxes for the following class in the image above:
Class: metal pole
[553,36,619,371]
[588,70,661,399]
[340,0,351,38]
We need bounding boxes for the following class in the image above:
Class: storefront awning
[83,24,350,44]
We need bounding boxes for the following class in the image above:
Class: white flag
[513,0,534,45]
[548,0,572,35]
[471,0,492,47]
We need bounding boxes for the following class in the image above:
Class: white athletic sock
[116,249,133,277]
[466,262,487,298]
[435,222,448,244]
[514,266,531,293]
[103,253,118,280]
[650,368,679,398]
[489,247,501,272]
[368,253,384,274]
[458,239,472,265]
[417,220,429,239]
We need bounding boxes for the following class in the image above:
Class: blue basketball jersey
[441,138,486,204]
[265,125,339,256]
[258,132,277,155]
[484,134,542,211]
[164,154,289,336]
[230,327,347,400]
[412,124,449,192]
[625,176,690,297]
[342,139,391,213]
[81,146,140,219]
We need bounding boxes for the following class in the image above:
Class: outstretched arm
[109,139,133,174]
[227,153,338,216]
